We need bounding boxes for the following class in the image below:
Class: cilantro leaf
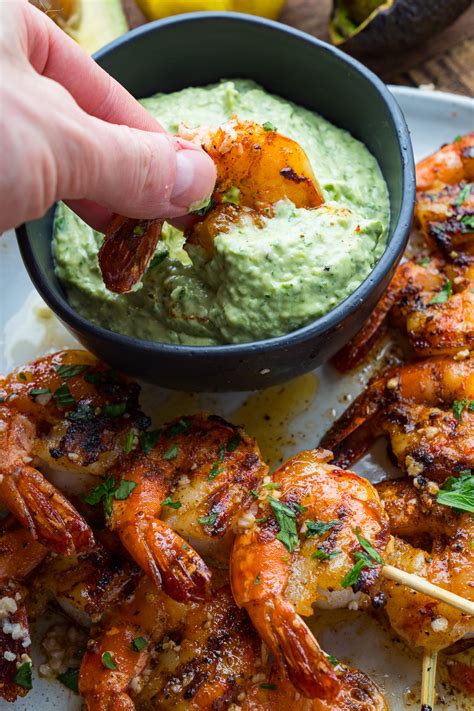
[430,280,452,304]
[57,668,79,693]
[456,183,472,206]
[355,527,384,564]
[149,250,168,270]
[166,418,190,436]
[260,682,278,690]
[226,435,241,451]
[198,512,218,526]
[13,662,32,690]
[53,383,75,408]
[208,446,225,480]
[437,470,474,513]
[305,519,340,538]
[114,480,137,500]
[341,551,377,589]
[67,404,96,422]
[461,215,474,230]
[123,429,135,454]
[268,496,299,552]
[101,651,117,670]
[163,443,179,460]
[453,398,467,421]
[103,402,127,417]
[141,430,161,454]
[262,121,277,131]
[84,477,136,518]
[29,387,51,398]
[54,364,89,380]
[131,636,147,652]
[162,496,182,509]
[312,548,342,561]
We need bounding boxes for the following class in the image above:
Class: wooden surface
[124,0,474,97]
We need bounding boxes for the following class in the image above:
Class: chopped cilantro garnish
[264,482,280,490]
[430,280,452,304]
[305,519,340,538]
[18,372,27,382]
[268,497,299,552]
[141,429,161,454]
[198,512,218,526]
[131,636,147,652]
[133,224,144,236]
[123,429,135,454]
[53,383,75,408]
[163,443,179,460]
[57,668,79,693]
[226,435,241,451]
[453,398,468,420]
[312,548,342,561]
[54,364,89,380]
[327,654,339,667]
[293,503,307,514]
[250,489,260,499]
[259,682,278,690]
[162,496,182,509]
[84,369,117,385]
[437,470,474,513]
[84,477,136,518]
[262,121,277,131]
[208,446,225,480]
[101,651,117,670]
[13,661,32,690]
[454,135,462,142]
[456,183,472,206]
[461,215,474,230]
[254,573,261,585]
[469,400,474,412]
[341,551,378,589]
[103,402,127,417]
[417,256,431,267]
[29,387,51,398]
[256,515,270,524]
[67,404,96,422]
[114,480,137,500]
[166,418,190,436]
[355,527,384,564]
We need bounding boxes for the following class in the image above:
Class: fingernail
[171,148,216,209]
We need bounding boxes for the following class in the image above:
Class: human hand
[0,0,216,233]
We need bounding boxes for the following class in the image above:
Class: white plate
[1,87,473,710]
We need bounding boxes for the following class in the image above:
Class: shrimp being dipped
[333,133,474,371]
[230,448,390,700]
[79,568,386,711]
[0,521,47,701]
[99,118,323,293]
[0,350,150,555]
[322,356,474,482]
[87,414,267,602]
[376,478,474,652]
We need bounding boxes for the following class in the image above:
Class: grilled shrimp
[230,448,390,700]
[79,568,386,711]
[99,118,323,293]
[334,133,474,371]
[98,414,267,602]
[0,351,149,555]
[322,356,474,481]
[376,478,474,652]
[0,521,47,701]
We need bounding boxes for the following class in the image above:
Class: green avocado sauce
[53,79,389,346]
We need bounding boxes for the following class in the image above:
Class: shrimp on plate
[375,478,474,652]
[99,118,323,293]
[333,133,474,371]
[322,356,474,482]
[230,448,390,700]
[86,414,267,602]
[0,350,150,555]
[79,567,386,711]
[0,520,47,701]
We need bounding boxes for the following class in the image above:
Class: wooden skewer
[420,648,437,711]
[382,565,474,616]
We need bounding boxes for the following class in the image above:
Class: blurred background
[34,1,473,95]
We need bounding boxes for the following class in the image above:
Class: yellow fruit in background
[136,0,286,21]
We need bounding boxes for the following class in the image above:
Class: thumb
[60,115,216,226]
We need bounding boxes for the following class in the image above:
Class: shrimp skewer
[0,350,150,555]
[99,118,323,293]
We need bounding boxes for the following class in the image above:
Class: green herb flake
[264,482,280,490]
[327,655,339,667]
[123,429,136,454]
[13,661,32,690]
[54,364,90,380]
[454,135,462,142]
[103,402,127,417]
[293,503,307,514]
[84,477,116,517]
[166,418,190,436]
[18,372,27,382]
[355,527,384,565]
[461,215,474,230]
[259,682,278,690]
[53,383,75,408]
[226,435,241,452]
[67,404,96,422]
[84,369,117,386]
[163,496,182,509]
[250,489,260,499]
[163,443,179,461]
[305,519,340,538]
[430,280,452,304]
[268,496,299,553]
[133,225,144,236]
[453,398,468,421]
[341,551,378,589]
[312,548,342,561]
[141,430,161,454]
[29,387,51,398]
[262,121,277,132]
[57,668,79,693]
[417,256,431,267]
[208,446,225,480]
[437,470,474,514]
[468,400,474,412]
[256,515,270,524]
[456,183,472,206]
[101,651,117,670]
[254,573,261,585]
[131,636,147,652]
[198,512,218,527]
[114,480,137,501]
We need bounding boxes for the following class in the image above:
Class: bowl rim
[16,11,415,359]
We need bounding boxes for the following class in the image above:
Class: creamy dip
[53,80,390,345]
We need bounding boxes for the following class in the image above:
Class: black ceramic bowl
[17,12,415,392]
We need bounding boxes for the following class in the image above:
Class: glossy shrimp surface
[376,478,474,651]
[415,132,474,192]
[107,414,267,602]
[230,448,389,700]
[322,356,474,481]
[99,118,323,293]
[0,350,149,555]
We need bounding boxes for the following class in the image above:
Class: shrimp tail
[254,597,340,700]
[145,519,212,602]
[0,465,94,555]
